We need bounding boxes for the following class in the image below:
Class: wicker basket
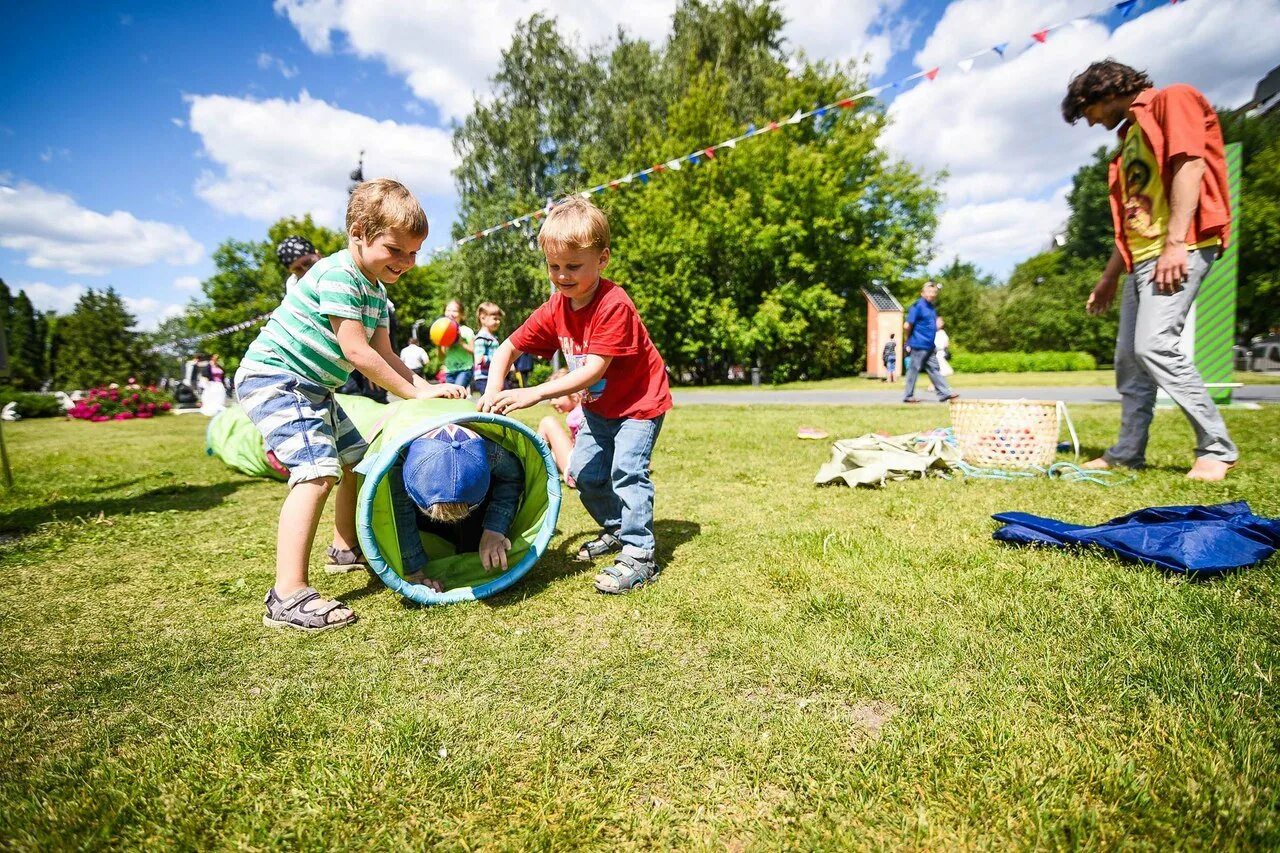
[949,398,1063,470]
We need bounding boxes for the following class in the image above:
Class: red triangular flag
[1032,29,1048,43]
[837,97,855,108]
[704,147,716,160]
[654,163,667,173]
[924,67,939,81]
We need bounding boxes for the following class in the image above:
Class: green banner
[1194,141,1240,404]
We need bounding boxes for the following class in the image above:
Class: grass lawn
[690,370,1280,392]
[2,403,1279,848]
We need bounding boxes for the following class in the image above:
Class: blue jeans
[903,347,953,401]
[445,369,473,391]
[569,409,664,560]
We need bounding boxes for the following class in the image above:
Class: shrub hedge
[948,351,1098,373]
[0,388,64,418]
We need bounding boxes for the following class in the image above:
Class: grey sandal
[325,545,369,574]
[263,586,357,632]
[574,531,622,562]
[594,554,659,594]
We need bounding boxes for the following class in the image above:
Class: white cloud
[883,0,1280,275]
[256,51,299,78]
[782,0,909,77]
[273,0,904,120]
[933,187,1070,273]
[274,0,680,121]
[0,183,204,276]
[20,282,86,314]
[173,275,202,292]
[187,91,457,226]
[123,296,187,331]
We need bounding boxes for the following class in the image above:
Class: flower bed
[69,385,174,422]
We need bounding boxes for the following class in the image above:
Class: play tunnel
[207,395,561,605]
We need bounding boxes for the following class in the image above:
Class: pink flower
[160,402,171,411]
[136,412,153,419]
[92,415,109,422]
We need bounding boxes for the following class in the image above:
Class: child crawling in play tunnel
[388,423,525,590]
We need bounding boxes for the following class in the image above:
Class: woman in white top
[934,318,954,377]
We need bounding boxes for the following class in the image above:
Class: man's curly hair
[1062,60,1153,124]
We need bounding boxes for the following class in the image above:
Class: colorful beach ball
[429,317,459,348]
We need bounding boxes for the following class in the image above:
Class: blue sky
[2,0,1276,330]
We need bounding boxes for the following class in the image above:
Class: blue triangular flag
[637,172,650,184]
[1116,0,1137,16]
[992,42,1008,57]
[746,123,757,136]
[688,152,700,165]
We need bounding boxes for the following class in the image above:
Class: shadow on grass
[0,481,250,535]
[486,518,703,605]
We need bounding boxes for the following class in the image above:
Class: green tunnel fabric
[205,394,562,604]
[204,393,387,481]
[355,398,562,605]
[205,404,285,481]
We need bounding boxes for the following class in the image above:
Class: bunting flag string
[184,0,1180,348]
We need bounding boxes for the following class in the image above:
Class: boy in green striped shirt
[236,178,466,632]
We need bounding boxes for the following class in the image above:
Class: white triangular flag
[958,58,975,73]
[665,158,682,171]
[1070,17,1091,30]
[722,138,737,149]
[621,173,634,184]
[580,191,592,198]
[787,109,804,124]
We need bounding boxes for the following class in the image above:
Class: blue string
[953,460,1135,487]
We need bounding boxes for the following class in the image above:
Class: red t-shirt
[510,278,672,420]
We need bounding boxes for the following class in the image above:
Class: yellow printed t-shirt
[1120,123,1219,264]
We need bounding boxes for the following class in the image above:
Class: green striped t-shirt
[241,249,389,388]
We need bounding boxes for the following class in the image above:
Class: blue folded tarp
[993,501,1280,576]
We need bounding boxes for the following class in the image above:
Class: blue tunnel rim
[355,411,563,605]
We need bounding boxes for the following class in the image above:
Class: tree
[53,288,148,389]
[1062,146,1114,263]
[187,215,345,370]
[0,282,48,389]
[448,0,940,381]
[1221,107,1280,339]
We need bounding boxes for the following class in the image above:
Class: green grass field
[2,403,1279,848]
[693,370,1280,392]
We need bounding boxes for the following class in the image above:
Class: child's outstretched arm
[475,339,518,410]
[479,353,611,416]
[333,320,465,400]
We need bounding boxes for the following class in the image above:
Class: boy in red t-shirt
[478,197,673,593]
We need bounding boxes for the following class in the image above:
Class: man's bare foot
[1186,458,1235,482]
[1081,457,1111,470]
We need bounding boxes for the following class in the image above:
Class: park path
[672,384,1280,406]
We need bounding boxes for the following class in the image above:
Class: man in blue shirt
[902,282,958,403]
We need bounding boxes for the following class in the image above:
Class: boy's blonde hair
[477,301,503,320]
[538,197,610,254]
[420,501,474,524]
[346,178,428,242]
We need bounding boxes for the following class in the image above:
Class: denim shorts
[235,367,367,487]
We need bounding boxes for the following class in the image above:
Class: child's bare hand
[417,383,467,400]
[483,387,540,415]
[479,529,512,572]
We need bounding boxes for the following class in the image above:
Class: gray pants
[1106,246,1237,467]
[903,347,954,401]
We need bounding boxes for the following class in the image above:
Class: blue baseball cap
[402,424,491,510]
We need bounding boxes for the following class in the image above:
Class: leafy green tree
[1062,146,1114,263]
[1221,107,1280,339]
[449,1,939,381]
[187,215,345,370]
[53,288,148,389]
[0,282,48,389]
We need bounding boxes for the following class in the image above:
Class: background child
[537,367,583,486]
[472,302,504,395]
[440,299,475,391]
[389,422,525,583]
[477,197,673,594]
[235,178,466,632]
